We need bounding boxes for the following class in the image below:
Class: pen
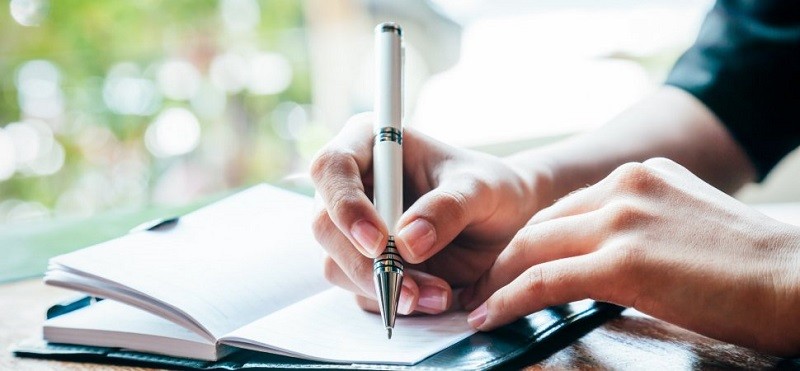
[372,22,404,340]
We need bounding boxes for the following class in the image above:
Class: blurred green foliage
[0,0,323,281]
[0,0,314,209]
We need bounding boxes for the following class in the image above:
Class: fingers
[314,203,384,296]
[530,161,670,225]
[461,210,606,309]
[406,270,453,314]
[353,270,453,315]
[325,257,454,315]
[395,176,495,264]
[311,113,386,257]
[467,254,608,331]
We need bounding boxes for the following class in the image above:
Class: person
[310,0,800,356]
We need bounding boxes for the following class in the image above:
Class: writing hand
[310,113,545,315]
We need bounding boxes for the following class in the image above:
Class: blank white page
[221,287,476,365]
[43,300,225,361]
[47,185,331,340]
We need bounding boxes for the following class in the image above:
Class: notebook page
[221,287,476,365]
[43,300,225,361]
[47,185,331,339]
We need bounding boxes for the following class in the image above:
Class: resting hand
[463,158,800,356]
[310,113,547,315]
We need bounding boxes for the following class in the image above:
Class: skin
[309,86,800,356]
[462,158,800,356]
[311,112,543,315]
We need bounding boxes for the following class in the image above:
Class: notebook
[14,184,625,369]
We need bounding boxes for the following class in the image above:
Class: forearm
[505,86,756,204]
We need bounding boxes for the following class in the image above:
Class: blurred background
[2,0,799,280]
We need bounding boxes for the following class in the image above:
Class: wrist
[766,225,800,356]
[501,154,555,213]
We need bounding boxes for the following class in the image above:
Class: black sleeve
[665,0,800,180]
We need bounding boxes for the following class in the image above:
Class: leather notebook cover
[14,300,624,370]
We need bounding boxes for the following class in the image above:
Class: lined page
[47,185,331,339]
[221,287,476,365]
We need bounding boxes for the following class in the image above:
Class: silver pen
[372,22,404,340]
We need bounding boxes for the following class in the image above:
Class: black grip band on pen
[373,236,404,273]
[380,22,402,36]
[375,127,402,145]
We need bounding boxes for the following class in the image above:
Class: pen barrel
[373,136,402,234]
[373,22,404,235]
[374,22,403,136]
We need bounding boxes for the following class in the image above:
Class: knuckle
[322,257,340,284]
[642,157,675,169]
[309,148,334,183]
[436,188,471,221]
[345,255,372,280]
[491,291,511,316]
[523,265,547,298]
[604,201,652,231]
[310,149,352,184]
[327,189,364,219]
[603,237,646,274]
[508,226,536,253]
[611,162,665,195]
[311,207,334,243]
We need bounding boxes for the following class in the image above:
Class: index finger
[310,112,387,257]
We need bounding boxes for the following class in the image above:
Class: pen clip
[47,296,103,319]
[129,216,180,234]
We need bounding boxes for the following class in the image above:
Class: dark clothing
[666,0,800,180]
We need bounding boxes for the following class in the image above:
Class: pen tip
[387,328,392,339]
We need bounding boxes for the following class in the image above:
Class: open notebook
[42,185,475,365]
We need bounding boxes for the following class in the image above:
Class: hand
[462,158,800,356]
[310,113,548,315]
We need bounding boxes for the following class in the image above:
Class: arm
[506,86,756,205]
[463,1,800,355]
[511,0,800,204]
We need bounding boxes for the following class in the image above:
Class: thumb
[394,177,493,264]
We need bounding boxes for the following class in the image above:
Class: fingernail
[398,285,414,315]
[467,303,488,328]
[418,285,448,312]
[397,219,436,259]
[351,220,383,256]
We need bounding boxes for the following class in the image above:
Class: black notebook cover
[14,299,624,370]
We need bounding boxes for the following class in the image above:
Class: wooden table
[2,279,794,370]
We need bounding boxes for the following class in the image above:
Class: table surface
[2,279,796,370]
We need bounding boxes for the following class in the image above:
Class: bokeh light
[220,0,260,34]
[271,101,308,141]
[15,60,64,119]
[1,1,317,225]
[247,52,293,95]
[157,59,202,101]
[9,0,48,26]
[190,82,227,119]
[209,52,249,94]
[0,130,16,181]
[103,63,162,116]
[145,107,202,158]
